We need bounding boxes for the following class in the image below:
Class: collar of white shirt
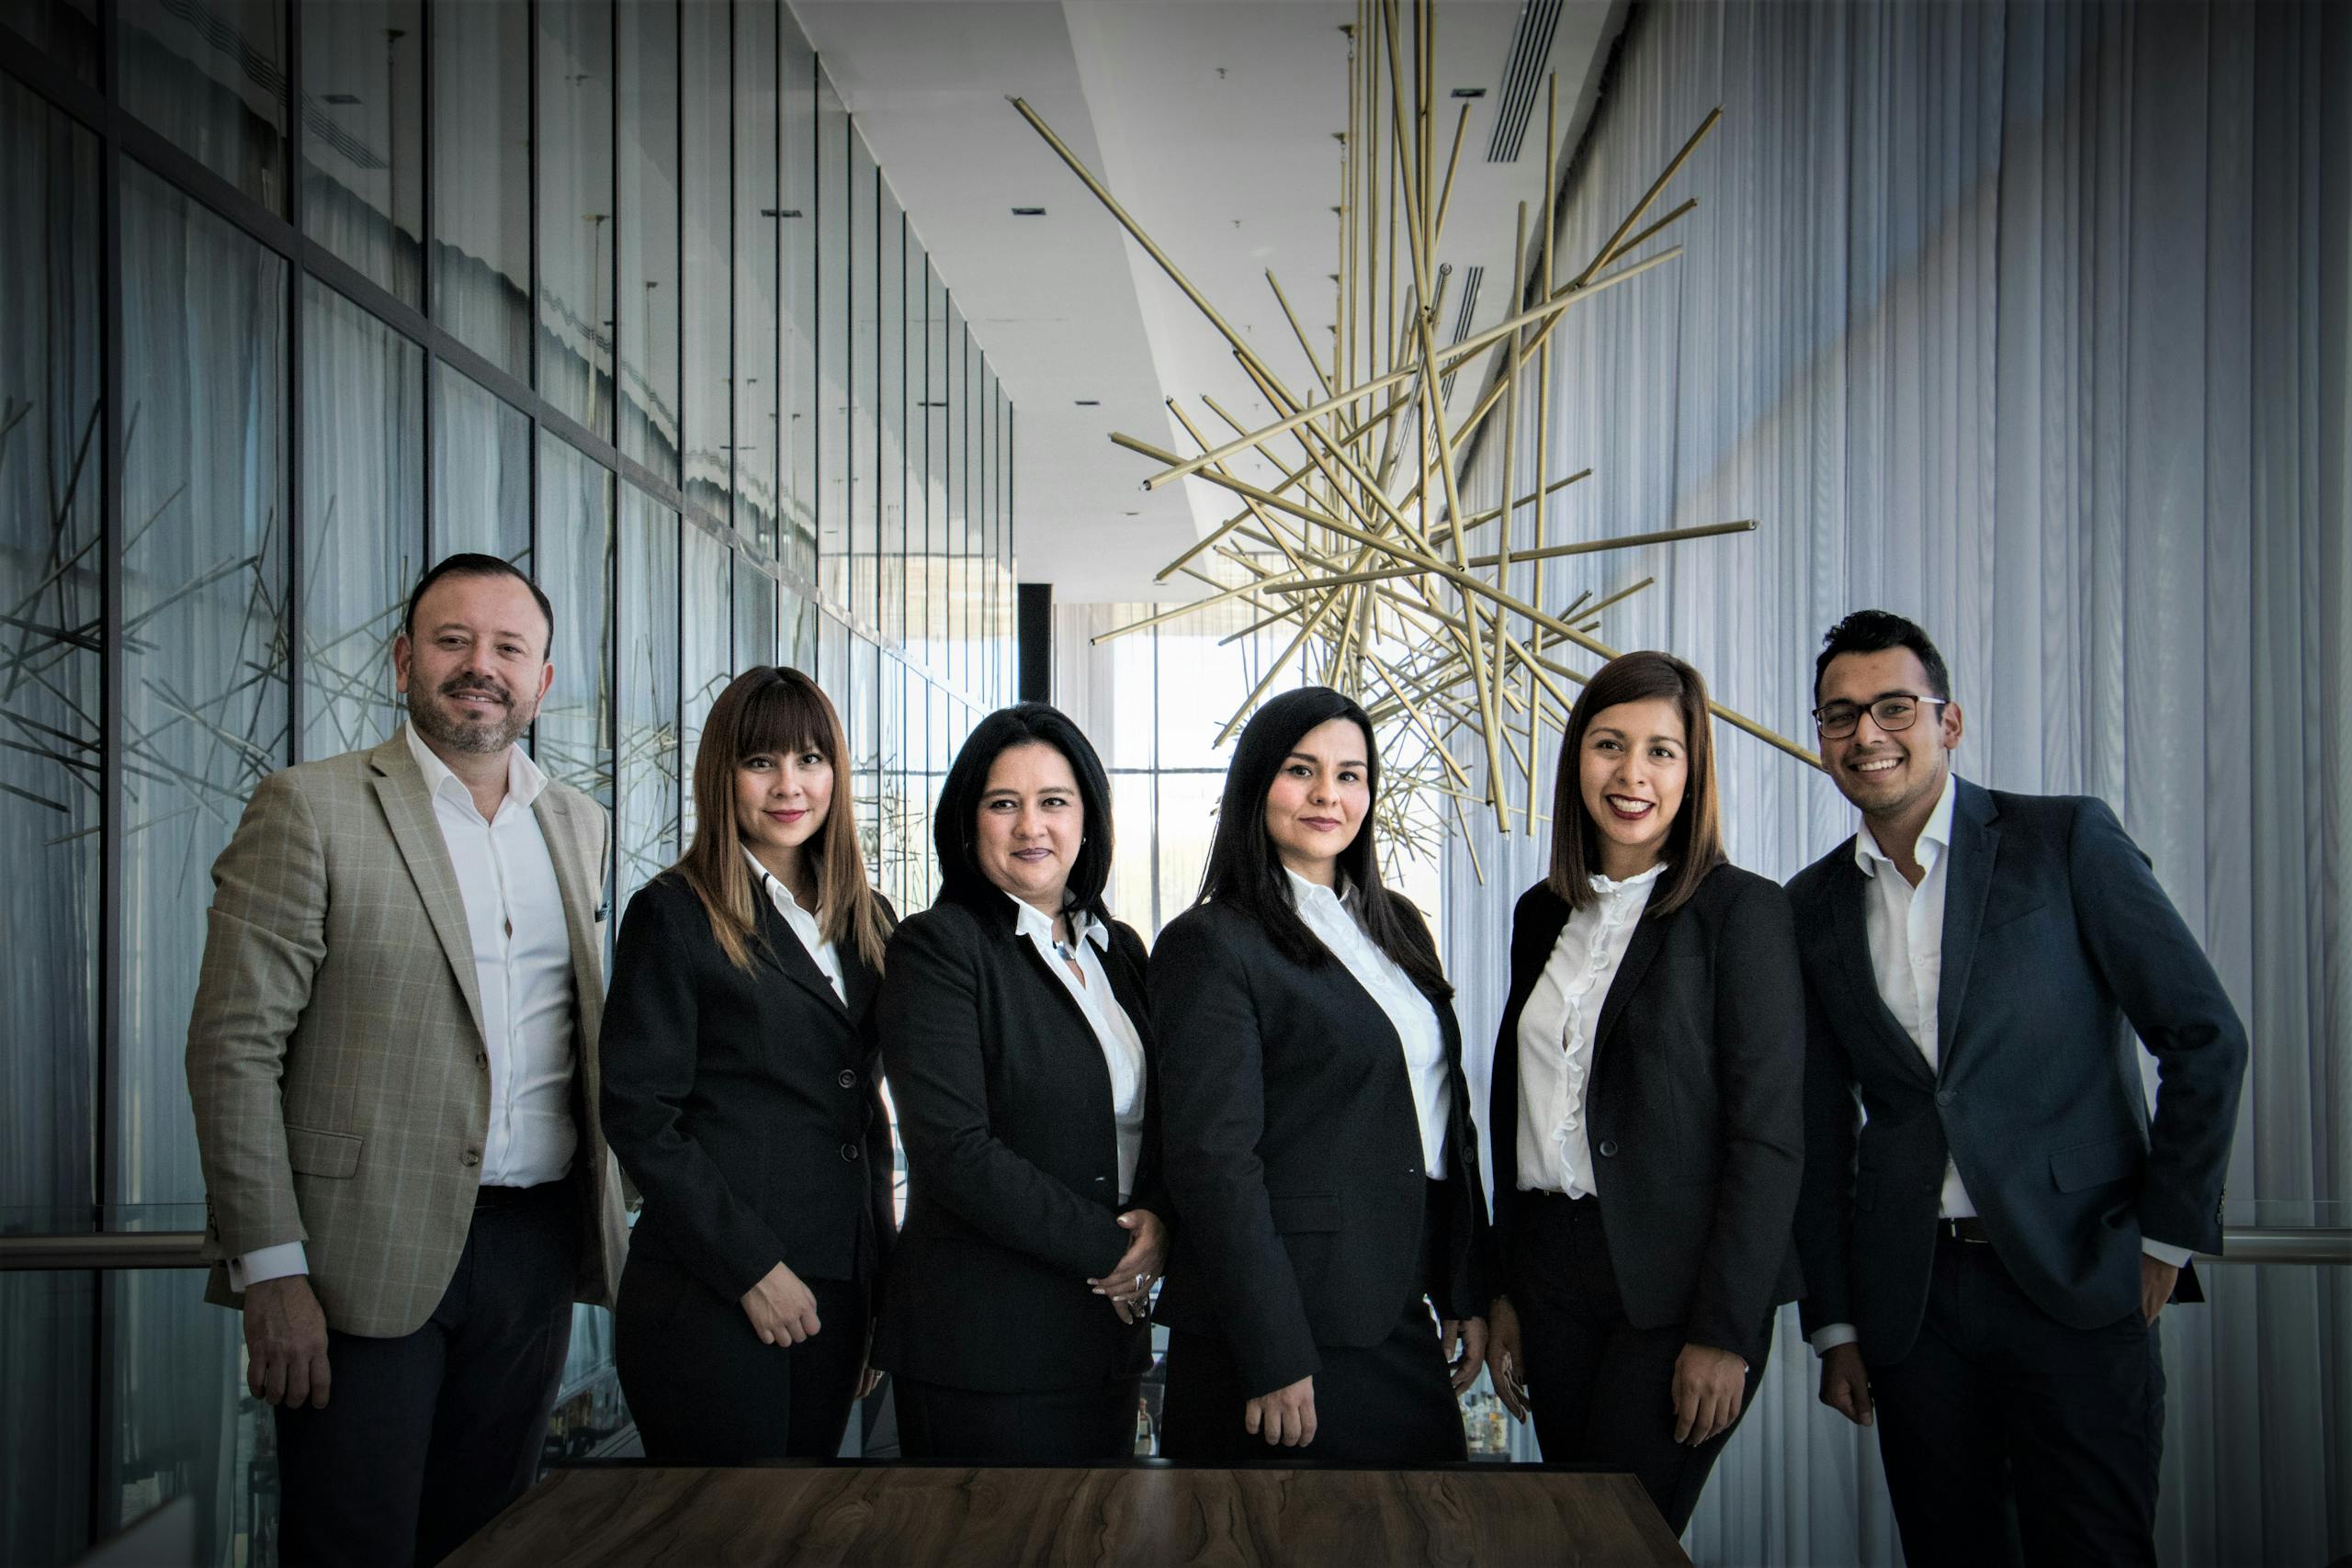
[1589,860,1669,897]
[1282,865,1356,913]
[742,846,822,919]
[402,721,549,815]
[1005,892,1111,953]
[1852,767,1958,881]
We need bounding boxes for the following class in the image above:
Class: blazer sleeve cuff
[1808,1322,1860,1355]
[228,1241,310,1292]
[2141,1236,2194,1268]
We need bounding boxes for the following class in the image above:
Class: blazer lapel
[1934,780,2000,1076]
[534,790,606,1016]
[1828,849,1939,1090]
[1589,900,1670,1065]
[752,897,853,1021]
[368,738,488,1047]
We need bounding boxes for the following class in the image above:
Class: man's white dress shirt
[1285,869,1453,1171]
[1012,896,1148,1204]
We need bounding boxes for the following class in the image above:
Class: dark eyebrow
[1285,750,1367,769]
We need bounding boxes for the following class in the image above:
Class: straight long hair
[1194,686,1449,997]
[933,704,1115,924]
[674,666,893,971]
[1547,650,1726,918]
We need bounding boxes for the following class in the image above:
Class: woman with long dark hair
[1483,650,1804,1534]
[1150,685,1487,1464]
[600,667,897,1461]
[871,704,1167,1461]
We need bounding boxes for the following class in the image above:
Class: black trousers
[1160,1188,1467,1467]
[893,1373,1141,1463]
[614,1251,870,1463]
[275,1180,580,1568]
[1870,1232,2165,1568]
[1510,1191,1768,1538]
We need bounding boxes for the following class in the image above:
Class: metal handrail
[4,1226,2348,1271]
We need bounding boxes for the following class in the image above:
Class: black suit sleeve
[1150,914,1320,1396]
[878,914,1131,1279]
[1689,879,1807,1364]
[2065,799,2247,1254]
[599,886,786,1303]
[1792,971,1858,1342]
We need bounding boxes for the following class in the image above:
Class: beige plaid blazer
[186,733,629,1338]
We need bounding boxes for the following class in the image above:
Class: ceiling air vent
[1484,0,1563,164]
[1439,264,1483,400]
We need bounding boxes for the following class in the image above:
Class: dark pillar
[1017,582,1054,704]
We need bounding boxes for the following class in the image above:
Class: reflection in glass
[816,75,849,606]
[679,520,729,842]
[849,134,879,631]
[0,82,101,1568]
[873,650,909,905]
[2,0,100,83]
[849,635,880,875]
[879,187,907,649]
[300,0,423,306]
[920,259,949,665]
[680,0,730,523]
[120,0,288,209]
[734,551,776,670]
[300,278,423,761]
[779,14,820,579]
[1154,773,1223,936]
[946,300,968,694]
[618,0,681,483]
[118,160,288,1566]
[780,581,819,674]
[433,0,530,378]
[434,362,530,570]
[536,433,615,832]
[538,0,616,437]
[618,488,680,908]
[733,1,780,556]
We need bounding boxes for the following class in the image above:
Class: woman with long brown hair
[601,666,897,1461]
[1482,650,1804,1534]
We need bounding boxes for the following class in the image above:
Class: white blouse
[1010,895,1148,1203]
[1514,862,1668,1197]
[1284,869,1453,1170]
[744,848,845,1004]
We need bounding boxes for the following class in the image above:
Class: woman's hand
[1670,1341,1747,1446]
[1440,1314,1487,1392]
[1486,1296,1529,1420]
[1244,1376,1317,1447]
[740,1261,822,1346]
[1089,1208,1168,1325]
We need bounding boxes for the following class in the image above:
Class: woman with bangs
[1150,686,1490,1465]
[1482,650,1804,1535]
[602,667,898,1462]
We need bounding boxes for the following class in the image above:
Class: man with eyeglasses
[1785,610,2245,1567]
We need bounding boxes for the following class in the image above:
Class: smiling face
[393,572,553,756]
[1816,647,1962,824]
[1577,696,1689,881]
[733,740,833,886]
[1263,716,1372,887]
[974,741,1083,914]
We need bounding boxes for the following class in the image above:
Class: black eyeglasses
[1812,694,1949,739]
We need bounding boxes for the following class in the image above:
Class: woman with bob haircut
[872,703,1167,1461]
[1483,649,1804,1534]
[601,666,897,1462]
[1149,685,1489,1465]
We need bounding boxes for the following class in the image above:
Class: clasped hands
[1088,1208,1168,1325]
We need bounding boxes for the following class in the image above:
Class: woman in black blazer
[1150,685,1488,1465]
[601,667,899,1462]
[873,703,1166,1462]
[1484,650,1804,1535]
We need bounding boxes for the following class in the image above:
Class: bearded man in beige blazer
[187,553,629,1568]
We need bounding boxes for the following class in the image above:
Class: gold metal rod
[1575,107,1721,287]
[1268,269,1334,402]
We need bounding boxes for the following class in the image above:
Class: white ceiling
[795,0,1623,604]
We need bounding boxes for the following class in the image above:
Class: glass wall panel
[120,0,288,210]
[815,76,849,606]
[433,362,531,569]
[300,0,424,305]
[432,0,530,378]
[849,634,880,874]
[679,518,730,842]
[732,1,780,556]
[679,0,730,523]
[116,161,289,1568]
[299,277,424,761]
[874,650,908,905]
[734,551,776,669]
[779,15,820,581]
[848,134,878,631]
[978,363,995,705]
[780,581,819,674]
[618,0,680,483]
[0,84,101,1568]
[922,261,950,660]
[537,0,616,437]
[1107,773,1157,935]
[878,190,907,649]
[1154,773,1223,931]
[535,433,615,853]
[617,487,680,908]
[2,0,100,83]
[946,300,968,693]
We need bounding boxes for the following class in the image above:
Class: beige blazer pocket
[285,1124,363,1179]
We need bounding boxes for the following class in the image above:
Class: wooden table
[446,1461,1690,1566]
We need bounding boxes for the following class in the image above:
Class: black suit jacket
[871,896,1163,1393]
[1149,895,1489,1399]
[1487,863,1805,1366]
[600,872,896,1305]
[1788,778,2248,1364]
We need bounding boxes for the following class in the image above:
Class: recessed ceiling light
[1451,87,1487,99]
[1012,207,1046,217]
[1074,400,1100,407]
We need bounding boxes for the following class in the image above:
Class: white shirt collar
[1283,866,1352,911]
[742,847,820,919]
[1589,861,1670,897]
[1853,767,1958,878]
[1004,890,1110,952]
[402,721,548,814]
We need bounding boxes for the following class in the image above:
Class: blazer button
[837,1069,858,1089]
[461,1150,481,1168]
[841,1144,860,1162]
[1597,1140,1618,1158]
[1935,1089,1955,1107]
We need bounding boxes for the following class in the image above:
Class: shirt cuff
[1808,1323,1860,1355]
[2140,1237,2194,1269]
[227,1242,310,1292]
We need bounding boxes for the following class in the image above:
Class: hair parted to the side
[1813,609,1952,705]
[674,667,893,972]
[403,552,555,655]
[1547,650,1727,919]
[933,704,1116,922]
[1194,685,1449,998]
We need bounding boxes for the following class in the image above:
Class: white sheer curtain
[1442,4,2349,1563]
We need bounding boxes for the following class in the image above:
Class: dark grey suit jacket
[1788,777,2246,1364]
